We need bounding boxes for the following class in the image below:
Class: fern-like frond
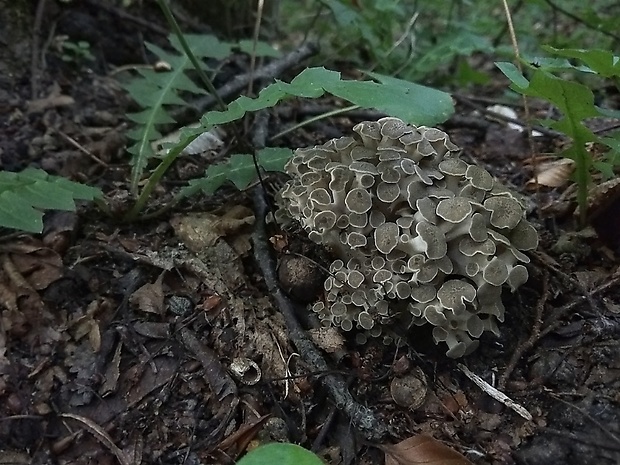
[128,66,453,215]
[124,33,282,192]
[154,67,452,200]
[124,34,231,191]
[181,147,293,197]
[0,169,101,233]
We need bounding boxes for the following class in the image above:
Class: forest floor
[1,2,620,465]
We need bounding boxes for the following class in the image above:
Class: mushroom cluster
[275,117,538,357]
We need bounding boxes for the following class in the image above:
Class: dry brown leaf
[216,414,272,459]
[308,327,345,354]
[526,158,574,189]
[587,177,620,251]
[380,435,473,465]
[60,413,131,465]
[171,206,255,252]
[129,273,165,315]
[27,88,75,113]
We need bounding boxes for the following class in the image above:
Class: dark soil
[1,2,619,465]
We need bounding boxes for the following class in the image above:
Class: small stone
[390,367,427,409]
[277,255,324,303]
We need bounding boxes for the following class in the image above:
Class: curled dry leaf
[587,177,620,252]
[129,273,165,315]
[380,435,474,465]
[526,158,574,189]
[171,205,255,252]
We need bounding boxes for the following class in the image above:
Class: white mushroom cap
[374,222,400,254]
[358,311,374,330]
[353,121,381,146]
[436,197,473,223]
[414,222,447,260]
[415,197,438,224]
[458,237,496,256]
[377,181,401,203]
[507,264,529,291]
[275,117,538,358]
[348,212,368,228]
[347,231,367,248]
[484,196,523,229]
[509,219,539,251]
[465,165,494,191]
[437,279,476,313]
[379,117,410,138]
[439,158,468,176]
[483,256,509,286]
[347,269,365,288]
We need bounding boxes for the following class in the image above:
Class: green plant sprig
[0,168,101,233]
[497,47,620,226]
[156,0,227,112]
[124,66,454,220]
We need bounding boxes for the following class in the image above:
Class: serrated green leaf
[226,153,263,190]
[180,148,293,198]
[0,191,44,233]
[236,443,324,465]
[124,34,232,192]
[237,39,281,58]
[528,71,599,121]
[496,62,530,89]
[356,72,453,125]
[170,33,232,59]
[201,67,453,129]
[0,169,101,233]
[593,161,615,179]
[257,147,294,172]
[542,46,620,78]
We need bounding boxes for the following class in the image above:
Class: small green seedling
[497,47,620,225]
[236,443,324,465]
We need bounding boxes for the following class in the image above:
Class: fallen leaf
[60,413,131,465]
[587,177,620,252]
[129,273,165,315]
[171,206,255,252]
[526,158,574,189]
[379,435,473,465]
[216,414,272,460]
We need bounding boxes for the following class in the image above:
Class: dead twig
[457,364,533,421]
[498,269,549,389]
[31,0,47,99]
[83,0,169,36]
[251,187,388,442]
[170,41,319,125]
[453,94,560,138]
[55,129,110,168]
[547,392,620,447]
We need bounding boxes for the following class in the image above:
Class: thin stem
[156,0,228,112]
[270,104,360,141]
[124,134,197,221]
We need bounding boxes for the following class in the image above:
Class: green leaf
[496,61,607,225]
[495,62,530,89]
[236,443,324,465]
[256,147,295,172]
[237,40,282,58]
[0,169,101,233]
[201,67,453,129]
[361,72,454,125]
[542,46,620,78]
[123,33,235,192]
[181,147,294,197]
[169,33,232,59]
